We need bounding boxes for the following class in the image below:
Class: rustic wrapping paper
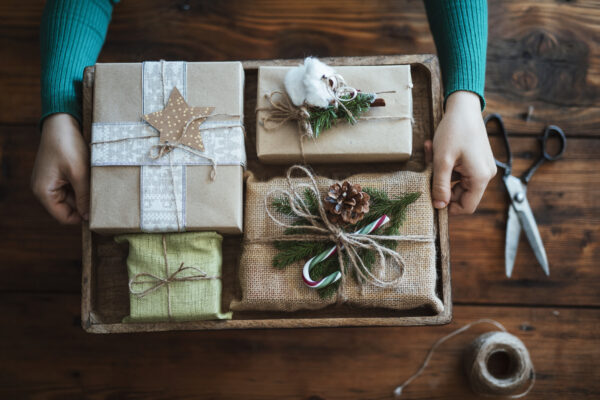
[115,232,232,322]
[256,65,413,164]
[230,167,444,313]
[89,62,245,234]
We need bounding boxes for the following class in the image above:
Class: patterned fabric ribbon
[90,61,246,232]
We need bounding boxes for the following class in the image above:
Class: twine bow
[128,235,219,320]
[258,90,315,137]
[255,165,434,302]
[149,60,219,180]
[323,72,358,123]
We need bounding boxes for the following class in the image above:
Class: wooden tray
[81,55,451,333]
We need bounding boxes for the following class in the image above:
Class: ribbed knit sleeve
[40,0,117,125]
[424,0,488,110]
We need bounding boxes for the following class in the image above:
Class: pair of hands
[31,91,496,224]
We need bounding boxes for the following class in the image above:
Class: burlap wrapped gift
[230,167,444,313]
[90,61,245,234]
[115,232,232,322]
[256,65,413,164]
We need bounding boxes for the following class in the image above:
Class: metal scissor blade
[505,205,521,278]
[515,197,550,276]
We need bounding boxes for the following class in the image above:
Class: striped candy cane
[302,214,390,289]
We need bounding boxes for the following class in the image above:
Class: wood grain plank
[0,126,82,293]
[485,1,600,135]
[0,293,597,399]
[1,0,598,135]
[450,135,600,306]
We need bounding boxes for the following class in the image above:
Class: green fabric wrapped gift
[115,232,232,322]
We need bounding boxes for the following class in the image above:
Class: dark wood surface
[0,0,598,398]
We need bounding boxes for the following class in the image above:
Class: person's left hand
[424,90,497,215]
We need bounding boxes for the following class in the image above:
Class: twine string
[248,165,435,300]
[393,319,535,399]
[128,234,219,320]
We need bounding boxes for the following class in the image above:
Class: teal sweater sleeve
[424,0,488,110]
[40,0,117,125]
[40,0,486,122]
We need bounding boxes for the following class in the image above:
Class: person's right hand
[31,113,89,224]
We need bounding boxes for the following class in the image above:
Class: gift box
[115,232,232,322]
[256,65,413,164]
[89,61,245,234]
[230,166,443,314]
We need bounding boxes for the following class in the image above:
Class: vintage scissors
[485,113,567,278]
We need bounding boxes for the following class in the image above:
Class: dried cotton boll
[283,57,336,108]
[284,64,307,106]
[303,57,336,108]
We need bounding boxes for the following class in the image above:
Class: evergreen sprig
[309,92,376,137]
[271,186,420,298]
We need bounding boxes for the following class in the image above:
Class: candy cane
[302,214,390,289]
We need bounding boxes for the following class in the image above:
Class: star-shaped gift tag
[143,87,215,152]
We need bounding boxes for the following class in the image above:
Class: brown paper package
[89,62,245,234]
[256,65,413,164]
[230,167,444,314]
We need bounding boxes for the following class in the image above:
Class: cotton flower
[284,57,336,108]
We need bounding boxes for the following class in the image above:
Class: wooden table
[0,1,598,398]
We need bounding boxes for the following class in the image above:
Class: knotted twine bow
[128,234,220,320]
[251,165,435,303]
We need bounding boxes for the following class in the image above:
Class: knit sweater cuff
[425,0,488,111]
[40,0,116,127]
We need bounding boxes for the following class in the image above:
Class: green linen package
[115,232,232,322]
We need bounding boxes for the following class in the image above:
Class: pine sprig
[309,92,376,137]
[350,189,421,235]
[273,240,330,269]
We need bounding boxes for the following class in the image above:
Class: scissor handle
[484,113,512,175]
[522,125,567,183]
[541,125,567,161]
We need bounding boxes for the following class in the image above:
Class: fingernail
[433,201,446,209]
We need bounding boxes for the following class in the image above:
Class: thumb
[432,155,454,209]
[67,166,90,220]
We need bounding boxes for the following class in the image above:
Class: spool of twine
[394,319,535,398]
[464,331,534,397]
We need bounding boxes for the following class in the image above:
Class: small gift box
[89,61,245,234]
[115,232,232,322]
[256,64,413,164]
[230,165,443,314]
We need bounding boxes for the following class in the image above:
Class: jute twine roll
[394,319,535,398]
[464,331,534,397]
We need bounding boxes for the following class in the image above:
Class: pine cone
[324,181,370,224]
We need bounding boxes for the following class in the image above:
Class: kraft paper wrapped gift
[256,65,413,164]
[90,61,245,234]
[115,232,232,322]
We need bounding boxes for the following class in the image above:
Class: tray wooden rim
[81,54,451,333]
